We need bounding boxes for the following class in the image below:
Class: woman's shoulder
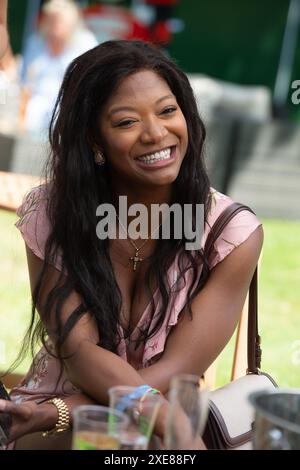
[15,183,57,266]
[206,187,260,223]
[16,183,50,221]
[206,188,262,269]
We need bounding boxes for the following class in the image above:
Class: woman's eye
[116,119,135,127]
[162,107,177,115]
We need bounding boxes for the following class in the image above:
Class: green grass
[0,210,32,375]
[0,210,300,388]
[217,219,300,388]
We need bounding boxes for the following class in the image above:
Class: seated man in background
[21,0,97,136]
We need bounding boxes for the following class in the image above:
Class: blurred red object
[145,1,177,5]
[151,20,172,45]
[145,0,178,46]
[82,5,150,43]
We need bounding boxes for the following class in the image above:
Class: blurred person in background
[0,43,21,133]
[21,0,97,136]
[0,0,21,133]
[0,0,8,59]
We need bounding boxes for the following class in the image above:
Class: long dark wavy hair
[20,40,212,364]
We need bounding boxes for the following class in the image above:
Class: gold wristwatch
[42,398,70,437]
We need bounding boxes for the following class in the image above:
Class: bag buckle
[246,368,261,375]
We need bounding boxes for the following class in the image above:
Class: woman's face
[98,70,188,190]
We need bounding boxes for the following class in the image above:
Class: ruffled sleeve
[207,189,262,269]
[15,184,62,271]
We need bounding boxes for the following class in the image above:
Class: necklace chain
[116,214,162,271]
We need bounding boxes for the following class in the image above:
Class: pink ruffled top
[11,185,261,403]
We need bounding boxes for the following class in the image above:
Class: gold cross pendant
[130,250,143,271]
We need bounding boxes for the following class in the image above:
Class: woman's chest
[117,270,151,333]
[110,241,156,333]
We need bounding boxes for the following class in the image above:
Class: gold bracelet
[42,398,70,438]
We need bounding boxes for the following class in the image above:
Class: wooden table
[0,171,42,212]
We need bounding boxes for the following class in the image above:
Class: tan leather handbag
[202,203,277,450]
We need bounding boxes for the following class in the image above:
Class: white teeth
[137,147,172,164]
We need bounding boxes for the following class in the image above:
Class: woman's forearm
[5,346,165,440]
[35,393,96,432]
[64,341,148,404]
[2,392,96,442]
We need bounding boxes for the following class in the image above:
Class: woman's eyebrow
[108,94,175,117]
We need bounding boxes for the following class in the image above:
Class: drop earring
[94,149,106,166]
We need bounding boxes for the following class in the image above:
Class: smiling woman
[0,40,263,450]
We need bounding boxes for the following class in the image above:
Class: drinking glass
[164,374,210,450]
[249,389,300,450]
[72,405,129,450]
[108,386,163,450]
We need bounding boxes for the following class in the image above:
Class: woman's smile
[134,145,177,169]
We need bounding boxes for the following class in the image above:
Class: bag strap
[204,202,261,374]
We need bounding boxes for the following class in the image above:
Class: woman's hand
[153,400,206,450]
[0,399,57,443]
[0,392,96,444]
